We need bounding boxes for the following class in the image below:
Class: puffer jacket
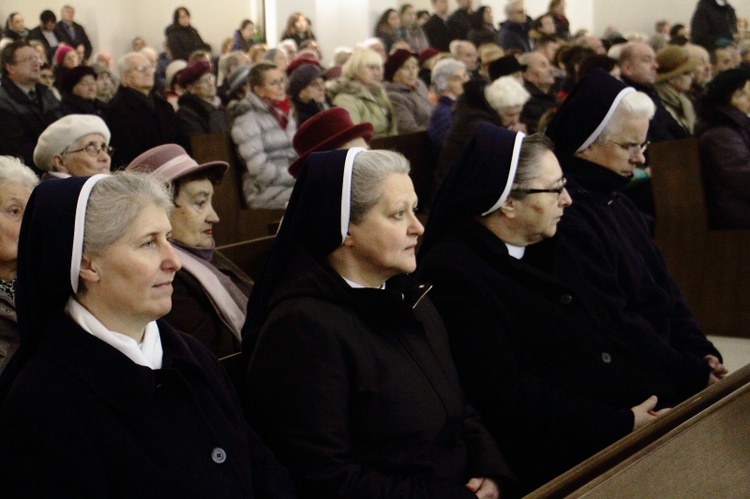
[230,92,297,209]
[328,78,397,138]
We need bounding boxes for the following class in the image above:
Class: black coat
[447,8,471,41]
[105,87,181,168]
[27,26,58,62]
[166,24,211,62]
[520,81,557,134]
[556,154,720,399]
[0,313,296,498]
[167,251,252,358]
[417,221,682,492]
[54,21,92,60]
[690,0,738,51]
[247,250,513,499]
[423,14,451,52]
[59,92,107,117]
[176,93,227,149]
[0,78,62,172]
[621,76,689,143]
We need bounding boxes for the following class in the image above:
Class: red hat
[384,49,417,82]
[418,48,440,67]
[54,44,75,66]
[286,57,320,76]
[288,108,373,178]
[177,59,212,87]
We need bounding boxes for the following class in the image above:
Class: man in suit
[27,10,60,63]
[423,0,452,52]
[54,5,92,62]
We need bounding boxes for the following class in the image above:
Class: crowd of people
[0,0,746,496]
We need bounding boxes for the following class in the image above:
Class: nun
[417,123,684,492]
[0,173,296,497]
[244,148,513,498]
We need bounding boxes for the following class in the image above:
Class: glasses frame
[608,139,650,156]
[512,177,567,197]
[64,144,115,158]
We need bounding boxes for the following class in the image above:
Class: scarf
[262,96,291,130]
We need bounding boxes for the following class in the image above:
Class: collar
[560,153,631,194]
[171,240,214,261]
[505,243,526,259]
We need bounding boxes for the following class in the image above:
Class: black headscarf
[419,122,524,259]
[0,175,106,403]
[241,148,366,352]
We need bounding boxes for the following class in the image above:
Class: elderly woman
[286,61,329,126]
[176,59,227,145]
[435,76,530,195]
[59,65,107,117]
[230,62,297,209]
[429,58,469,150]
[33,114,112,179]
[654,46,701,135]
[244,148,512,498]
[383,49,434,134]
[127,144,251,357]
[328,48,398,138]
[697,67,750,228]
[0,157,38,374]
[0,173,296,496]
[417,123,687,492]
[165,7,211,62]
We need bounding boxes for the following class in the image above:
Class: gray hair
[597,91,655,143]
[116,52,145,78]
[509,133,555,198]
[0,156,39,191]
[504,0,523,15]
[83,172,173,257]
[485,76,530,111]
[431,58,464,93]
[350,150,410,224]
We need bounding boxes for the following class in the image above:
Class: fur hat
[33,115,111,172]
[288,108,373,178]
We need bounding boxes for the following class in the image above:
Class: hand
[466,477,500,499]
[631,395,670,430]
[704,355,728,385]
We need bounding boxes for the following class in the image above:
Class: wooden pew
[191,132,285,246]
[527,363,750,497]
[371,131,435,212]
[216,235,275,281]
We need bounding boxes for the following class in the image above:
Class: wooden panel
[216,235,276,281]
[527,364,750,498]
[191,132,285,246]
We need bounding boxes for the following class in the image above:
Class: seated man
[0,41,62,171]
[519,51,557,133]
[545,68,725,400]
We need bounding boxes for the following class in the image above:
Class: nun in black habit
[0,173,296,498]
[417,123,683,492]
[243,147,513,498]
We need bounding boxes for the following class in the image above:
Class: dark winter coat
[447,8,471,41]
[423,14,452,52]
[690,0,738,51]
[0,313,296,498]
[417,221,682,492]
[428,95,454,150]
[59,92,107,118]
[54,21,92,60]
[0,77,62,171]
[27,26,59,62]
[384,80,435,134]
[105,87,181,168]
[165,24,211,62]
[176,93,227,148]
[247,250,514,499]
[497,20,532,53]
[520,81,557,134]
[697,104,750,228]
[167,251,252,358]
[555,154,720,399]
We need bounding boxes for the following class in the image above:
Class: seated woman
[127,144,251,357]
[696,67,750,228]
[286,61,329,126]
[176,60,227,146]
[0,172,295,497]
[33,114,112,179]
[383,49,434,134]
[654,46,701,135]
[417,123,679,492]
[59,65,107,117]
[428,58,469,150]
[230,62,297,209]
[244,148,513,498]
[0,156,38,374]
[328,48,398,138]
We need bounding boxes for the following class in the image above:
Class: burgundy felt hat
[286,57,320,76]
[288,108,373,178]
[384,49,417,82]
[177,59,212,87]
[125,144,227,184]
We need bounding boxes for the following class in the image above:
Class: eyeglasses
[64,143,114,157]
[130,64,155,73]
[14,56,42,65]
[608,140,650,156]
[512,177,567,197]
[265,77,287,87]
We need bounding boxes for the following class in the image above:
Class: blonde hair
[342,48,382,80]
